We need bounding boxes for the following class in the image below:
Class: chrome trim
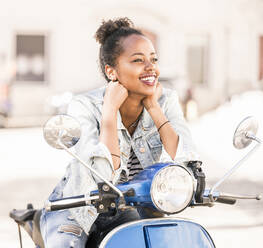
[219,192,262,200]
[150,164,195,214]
[85,195,100,204]
[209,142,261,201]
[44,201,51,212]
[246,132,262,144]
[99,217,199,248]
[233,116,259,149]
[44,195,100,212]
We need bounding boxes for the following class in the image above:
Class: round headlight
[150,165,194,214]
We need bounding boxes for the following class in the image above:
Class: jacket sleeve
[159,90,199,163]
[67,95,120,184]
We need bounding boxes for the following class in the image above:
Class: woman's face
[114,34,160,97]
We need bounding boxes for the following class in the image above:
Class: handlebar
[44,188,261,212]
[200,190,237,206]
[216,196,236,205]
[45,195,99,211]
[202,189,261,206]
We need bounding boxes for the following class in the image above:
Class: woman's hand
[142,82,162,110]
[101,81,127,170]
[103,81,128,111]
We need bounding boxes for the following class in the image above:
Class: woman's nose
[144,60,155,70]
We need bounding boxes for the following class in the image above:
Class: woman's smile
[139,73,157,86]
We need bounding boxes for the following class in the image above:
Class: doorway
[258,36,263,80]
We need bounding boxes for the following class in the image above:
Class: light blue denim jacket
[58,86,198,235]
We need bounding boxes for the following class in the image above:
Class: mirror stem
[245,132,262,144]
[58,140,124,198]
[209,142,261,202]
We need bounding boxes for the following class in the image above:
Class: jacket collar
[117,107,153,139]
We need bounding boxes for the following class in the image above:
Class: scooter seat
[9,208,36,223]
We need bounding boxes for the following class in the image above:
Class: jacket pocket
[146,131,162,162]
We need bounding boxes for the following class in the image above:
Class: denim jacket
[55,86,198,235]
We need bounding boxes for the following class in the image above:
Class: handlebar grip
[46,195,87,211]
[216,196,236,205]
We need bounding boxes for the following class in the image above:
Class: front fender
[99,217,215,248]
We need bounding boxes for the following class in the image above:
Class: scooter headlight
[150,165,194,214]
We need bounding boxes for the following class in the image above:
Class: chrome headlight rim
[150,164,195,214]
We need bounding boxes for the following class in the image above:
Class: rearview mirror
[233,116,258,149]
[43,115,81,149]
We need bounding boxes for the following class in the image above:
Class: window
[15,34,47,82]
[259,36,263,80]
[186,35,209,85]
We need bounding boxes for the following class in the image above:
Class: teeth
[140,76,155,82]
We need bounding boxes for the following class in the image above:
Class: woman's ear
[105,65,117,81]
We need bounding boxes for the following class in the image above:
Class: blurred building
[0,0,263,126]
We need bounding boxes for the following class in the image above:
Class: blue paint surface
[102,218,215,248]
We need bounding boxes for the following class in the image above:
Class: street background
[1,0,263,247]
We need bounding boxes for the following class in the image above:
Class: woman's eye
[132,58,158,63]
[152,58,158,63]
[132,58,143,62]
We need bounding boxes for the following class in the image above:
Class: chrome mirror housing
[233,116,258,149]
[43,115,81,149]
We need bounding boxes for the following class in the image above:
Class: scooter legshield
[99,218,215,248]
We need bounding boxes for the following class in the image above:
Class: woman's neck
[119,94,144,130]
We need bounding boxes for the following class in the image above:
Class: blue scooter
[10,115,262,248]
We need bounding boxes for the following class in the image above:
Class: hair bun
[95,17,134,45]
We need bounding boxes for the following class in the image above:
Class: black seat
[10,204,45,248]
[9,208,36,223]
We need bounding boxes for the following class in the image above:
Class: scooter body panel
[99,217,215,248]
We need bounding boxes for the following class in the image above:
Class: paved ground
[1,127,263,247]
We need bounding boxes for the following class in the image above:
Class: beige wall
[0,0,262,124]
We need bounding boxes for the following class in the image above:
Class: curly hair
[94,17,143,82]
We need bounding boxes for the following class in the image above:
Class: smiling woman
[110,34,159,96]
[39,17,197,248]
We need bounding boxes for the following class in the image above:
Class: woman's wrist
[144,101,160,112]
[101,104,118,130]
[146,102,161,114]
[102,101,119,114]
[146,104,168,129]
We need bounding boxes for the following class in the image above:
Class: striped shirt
[118,148,143,183]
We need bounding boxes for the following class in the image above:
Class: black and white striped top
[118,148,143,183]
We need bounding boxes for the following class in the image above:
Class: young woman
[40,17,197,247]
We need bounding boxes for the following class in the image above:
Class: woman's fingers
[104,81,128,110]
